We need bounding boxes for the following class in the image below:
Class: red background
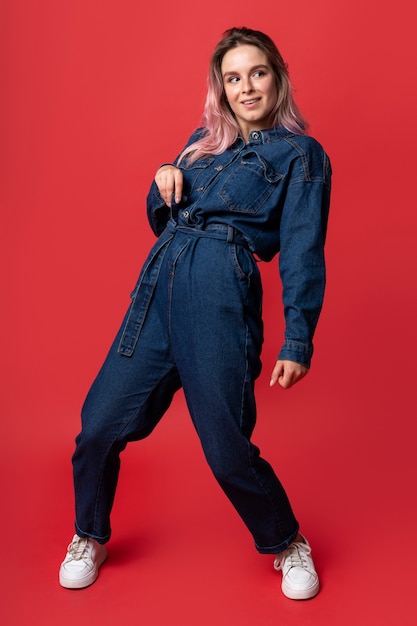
[1,1,416,624]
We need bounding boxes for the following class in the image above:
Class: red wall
[2,0,416,441]
[2,2,417,623]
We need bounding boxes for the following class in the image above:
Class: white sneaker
[59,534,107,589]
[274,535,319,600]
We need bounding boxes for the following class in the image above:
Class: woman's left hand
[269,360,309,389]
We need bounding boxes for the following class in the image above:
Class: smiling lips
[242,97,261,105]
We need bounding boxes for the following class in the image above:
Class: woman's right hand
[155,165,183,208]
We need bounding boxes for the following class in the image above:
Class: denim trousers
[72,223,299,554]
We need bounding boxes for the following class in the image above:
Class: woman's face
[221,44,278,140]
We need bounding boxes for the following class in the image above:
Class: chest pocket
[219,151,283,214]
[181,156,215,195]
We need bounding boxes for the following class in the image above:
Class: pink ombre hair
[178,27,308,165]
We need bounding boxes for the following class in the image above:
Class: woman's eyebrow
[223,64,269,78]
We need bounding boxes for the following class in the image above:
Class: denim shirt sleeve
[277,160,331,368]
[146,180,171,236]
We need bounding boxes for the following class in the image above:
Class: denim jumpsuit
[72,126,331,554]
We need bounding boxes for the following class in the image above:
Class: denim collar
[233,126,296,148]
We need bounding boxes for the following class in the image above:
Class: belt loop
[227,225,234,243]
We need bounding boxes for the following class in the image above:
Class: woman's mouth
[242,98,261,106]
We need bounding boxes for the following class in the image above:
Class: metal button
[182,211,189,218]
[214,165,223,171]
[251,131,260,140]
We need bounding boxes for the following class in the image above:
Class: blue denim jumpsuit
[72,126,331,554]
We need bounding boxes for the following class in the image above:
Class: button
[196,186,204,191]
[182,211,189,218]
[214,165,223,171]
[251,131,260,140]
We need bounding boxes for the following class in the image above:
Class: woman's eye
[253,70,266,78]
[228,76,239,83]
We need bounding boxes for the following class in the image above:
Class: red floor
[2,349,416,626]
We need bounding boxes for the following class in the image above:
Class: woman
[59,27,331,600]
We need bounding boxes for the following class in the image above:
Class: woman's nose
[241,78,254,93]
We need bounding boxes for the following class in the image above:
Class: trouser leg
[72,284,181,543]
[170,235,299,554]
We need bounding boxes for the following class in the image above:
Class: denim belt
[167,219,250,249]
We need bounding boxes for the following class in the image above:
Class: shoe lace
[68,536,89,561]
[274,541,312,572]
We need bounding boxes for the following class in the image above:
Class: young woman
[59,27,331,600]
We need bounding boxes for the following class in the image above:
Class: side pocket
[230,244,259,282]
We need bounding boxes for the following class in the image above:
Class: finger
[173,170,183,204]
[278,373,292,389]
[162,174,176,207]
[270,362,284,387]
